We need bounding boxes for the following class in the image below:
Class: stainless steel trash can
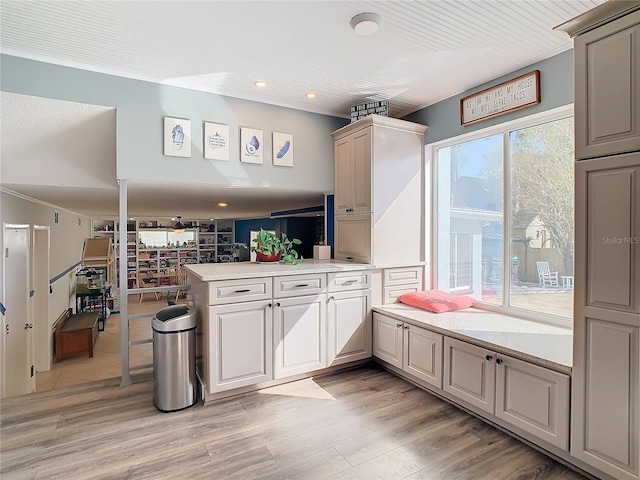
[152,305,197,412]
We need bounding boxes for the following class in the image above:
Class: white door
[2,225,35,397]
[372,313,403,368]
[403,324,443,389]
[273,294,326,379]
[208,301,273,393]
[443,337,495,414]
[32,226,51,372]
[327,289,371,366]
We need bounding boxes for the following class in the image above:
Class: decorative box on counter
[313,245,331,260]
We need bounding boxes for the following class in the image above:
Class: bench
[54,308,99,362]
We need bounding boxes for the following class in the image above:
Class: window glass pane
[509,117,574,318]
[436,134,503,304]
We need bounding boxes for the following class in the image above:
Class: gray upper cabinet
[573,10,640,159]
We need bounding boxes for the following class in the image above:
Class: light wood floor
[1,365,588,480]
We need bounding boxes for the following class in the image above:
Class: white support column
[118,179,130,385]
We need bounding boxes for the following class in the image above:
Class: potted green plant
[251,229,303,265]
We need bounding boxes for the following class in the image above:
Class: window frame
[428,105,574,328]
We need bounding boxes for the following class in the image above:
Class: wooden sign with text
[460,70,540,126]
[350,100,389,123]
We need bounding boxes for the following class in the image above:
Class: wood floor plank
[1,365,589,480]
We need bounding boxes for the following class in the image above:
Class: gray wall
[404,50,573,144]
[0,55,346,192]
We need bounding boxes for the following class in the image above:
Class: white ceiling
[0,0,603,220]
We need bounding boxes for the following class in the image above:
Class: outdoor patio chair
[536,261,559,286]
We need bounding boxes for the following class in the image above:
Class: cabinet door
[403,324,443,389]
[443,337,495,414]
[208,301,273,393]
[351,128,372,214]
[495,355,570,450]
[327,290,371,366]
[372,313,403,368]
[575,12,640,159]
[334,214,371,263]
[334,128,371,215]
[334,136,354,214]
[572,319,639,480]
[273,295,326,379]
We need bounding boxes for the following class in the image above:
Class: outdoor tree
[483,118,575,274]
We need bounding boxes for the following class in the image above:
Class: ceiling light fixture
[254,81,266,88]
[218,202,228,207]
[172,215,186,233]
[350,12,381,36]
[305,92,316,99]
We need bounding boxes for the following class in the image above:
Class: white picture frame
[203,122,229,161]
[272,132,293,167]
[163,117,191,157]
[240,127,263,164]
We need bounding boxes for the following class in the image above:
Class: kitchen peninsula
[186,260,424,401]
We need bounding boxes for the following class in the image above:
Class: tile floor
[36,295,181,392]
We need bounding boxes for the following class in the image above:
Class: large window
[434,108,574,324]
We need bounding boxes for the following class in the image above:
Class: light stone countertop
[373,303,573,373]
[185,259,377,281]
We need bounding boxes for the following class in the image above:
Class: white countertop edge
[373,304,572,374]
[186,260,380,281]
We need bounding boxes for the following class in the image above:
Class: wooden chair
[172,267,189,302]
[536,261,559,286]
[138,273,159,302]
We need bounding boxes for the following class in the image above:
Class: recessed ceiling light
[254,81,266,88]
[218,202,228,207]
[350,12,381,36]
[305,92,316,99]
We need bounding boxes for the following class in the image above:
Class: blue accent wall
[326,194,334,256]
[235,218,277,247]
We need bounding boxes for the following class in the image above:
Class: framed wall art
[163,117,192,157]
[240,127,263,164]
[203,122,229,161]
[272,132,293,167]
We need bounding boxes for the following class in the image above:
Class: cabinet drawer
[327,271,371,292]
[207,277,272,305]
[334,214,371,263]
[383,283,421,304]
[273,274,325,298]
[384,266,423,287]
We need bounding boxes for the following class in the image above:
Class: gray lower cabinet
[443,337,570,450]
[207,300,273,393]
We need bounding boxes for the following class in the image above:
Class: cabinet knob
[276,302,281,307]
[486,355,493,361]
[267,303,272,308]
[496,358,503,365]
[327,296,335,302]
[396,323,403,328]
[403,325,409,330]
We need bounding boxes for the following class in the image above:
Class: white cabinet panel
[273,273,325,298]
[327,290,371,366]
[495,355,570,450]
[327,271,371,292]
[573,318,639,479]
[207,277,272,305]
[403,325,443,389]
[575,12,640,159]
[352,128,372,214]
[208,301,273,393]
[383,285,421,305]
[273,295,326,379]
[585,161,640,313]
[372,313,403,368]
[334,214,371,263]
[384,267,423,286]
[444,337,495,414]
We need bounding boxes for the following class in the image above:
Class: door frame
[32,225,51,372]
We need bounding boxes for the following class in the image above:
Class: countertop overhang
[185,260,381,281]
